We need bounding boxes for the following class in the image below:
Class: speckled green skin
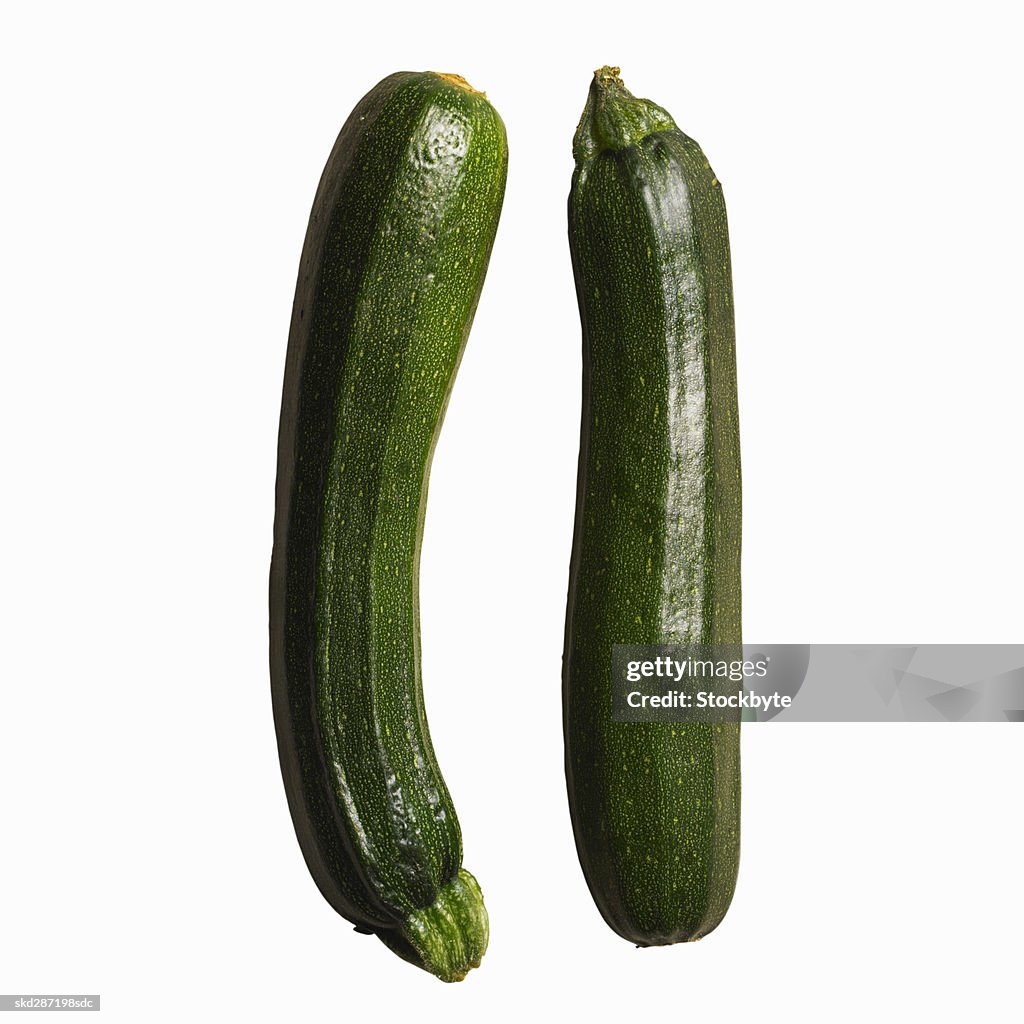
[563,69,741,946]
[270,71,506,981]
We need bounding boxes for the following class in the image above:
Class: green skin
[564,69,742,946]
[270,71,507,982]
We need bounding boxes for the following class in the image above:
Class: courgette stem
[573,66,676,162]
[375,870,489,983]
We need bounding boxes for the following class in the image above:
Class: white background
[2,1,1022,1021]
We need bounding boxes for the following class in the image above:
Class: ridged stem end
[573,66,677,163]
[375,869,489,982]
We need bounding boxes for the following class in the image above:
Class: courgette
[563,68,742,945]
[270,71,507,981]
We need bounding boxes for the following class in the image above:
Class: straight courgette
[270,71,507,981]
[563,68,742,946]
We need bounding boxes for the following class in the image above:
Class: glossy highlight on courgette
[270,71,507,982]
[563,67,742,946]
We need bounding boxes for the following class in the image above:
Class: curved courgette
[563,68,742,946]
[270,71,507,981]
